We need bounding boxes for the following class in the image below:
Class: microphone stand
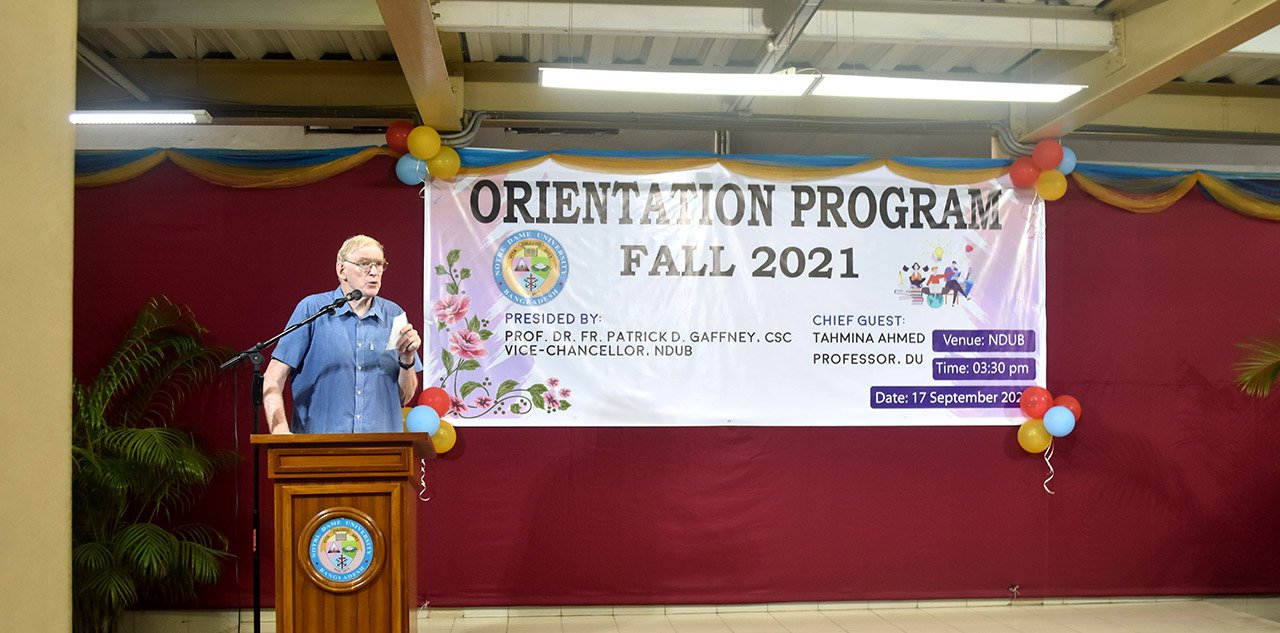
[219,293,354,633]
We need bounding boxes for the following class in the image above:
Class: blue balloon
[1057,146,1077,175]
[395,154,428,185]
[405,405,441,435]
[1043,405,1076,437]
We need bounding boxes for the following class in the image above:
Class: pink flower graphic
[448,328,487,359]
[434,294,471,325]
[449,397,468,415]
[431,248,579,420]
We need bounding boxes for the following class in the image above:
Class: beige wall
[0,1,75,631]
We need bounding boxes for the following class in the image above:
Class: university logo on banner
[492,230,569,306]
[424,159,1045,426]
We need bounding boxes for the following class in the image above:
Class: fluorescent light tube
[69,109,213,125]
[812,75,1085,103]
[540,68,817,97]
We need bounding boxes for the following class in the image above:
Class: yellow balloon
[431,420,457,454]
[1018,419,1052,454]
[1035,169,1068,201]
[402,407,412,432]
[426,146,461,180]
[406,126,441,160]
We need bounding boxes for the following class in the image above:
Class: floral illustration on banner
[433,248,573,417]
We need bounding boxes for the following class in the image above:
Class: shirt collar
[332,286,384,320]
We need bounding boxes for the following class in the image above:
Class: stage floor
[121,597,1280,633]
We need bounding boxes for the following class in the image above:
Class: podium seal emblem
[307,516,375,583]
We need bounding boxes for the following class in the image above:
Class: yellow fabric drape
[75,147,1280,222]
[1071,172,1200,214]
[1072,171,1280,220]
[76,147,398,189]
[1196,173,1280,221]
[74,151,170,188]
[459,155,1007,186]
[166,147,397,189]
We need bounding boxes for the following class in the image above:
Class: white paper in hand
[387,313,409,350]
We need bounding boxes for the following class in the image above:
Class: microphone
[328,289,364,311]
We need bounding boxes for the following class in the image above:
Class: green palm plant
[1236,331,1280,398]
[72,297,233,633]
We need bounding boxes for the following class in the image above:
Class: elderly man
[263,235,422,434]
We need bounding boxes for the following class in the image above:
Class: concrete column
[0,1,75,631]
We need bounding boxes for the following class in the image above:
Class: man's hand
[397,322,421,366]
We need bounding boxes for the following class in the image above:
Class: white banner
[425,158,1045,426]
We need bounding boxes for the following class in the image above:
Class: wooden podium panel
[252,433,434,633]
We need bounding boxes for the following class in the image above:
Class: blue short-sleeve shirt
[272,288,422,434]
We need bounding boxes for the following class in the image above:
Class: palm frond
[72,542,116,574]
[116,343,227,428]
[102,426,190,470]
[1236,337,1280,398]
[175,535,232,585]
[74,567,137,626]
[77,297,228,428]
[174,523,231,550]
[139,527,231,601]
[72,457,135,542]
[72,297,230,633]
[114,523,180,581]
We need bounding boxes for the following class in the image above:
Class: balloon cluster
[1008,139,1076,202]
[1015,386,1081,453]
[402,386,458,454]
[386,121,461,185]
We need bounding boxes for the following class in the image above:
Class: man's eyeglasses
[344,259,389,272]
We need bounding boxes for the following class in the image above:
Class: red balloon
[1053,394,1082,420]
[1009,156,1040,189]
[1019,386,1053,419]
[1032,139,1064,171]
[418,386,450,417]
[385,120,415,154]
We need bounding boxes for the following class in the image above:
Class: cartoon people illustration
[908,263,924,287]
[942,260,970,304]
[898,252,975,307]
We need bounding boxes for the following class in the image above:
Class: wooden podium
[251,433,434,633]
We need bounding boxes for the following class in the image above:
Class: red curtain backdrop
[74,157,1280,608]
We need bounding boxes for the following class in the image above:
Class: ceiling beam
[435,2,769,38]
[759,0,823,72]
[731,0,823,112]
[1094,0,1168,17]
[374,0,462,131]
[1016,0,1280,141]
[71,56,1280,141]
[78,0,386,30]
[799,6,1112,51]
[81,0,1275,58]
[434,2,1113,51]
[1089,88,1280,135]
[75,59,415,108]
[76,40,150,102]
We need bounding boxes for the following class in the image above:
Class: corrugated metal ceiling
[73,0,1280,143]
